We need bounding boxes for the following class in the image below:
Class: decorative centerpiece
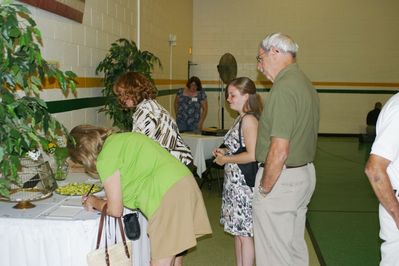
[2,150,57,209]
[47,139,69,181]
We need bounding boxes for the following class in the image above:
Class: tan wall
[192,0,399,133]
[192,0,399,82]
[141,0,193,81]
[140,0,193,114]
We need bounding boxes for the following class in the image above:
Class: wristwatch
[258,185,270,197]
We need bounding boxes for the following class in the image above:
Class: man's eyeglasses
[256,53,265,63]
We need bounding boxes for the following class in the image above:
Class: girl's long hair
[228,77,263,119]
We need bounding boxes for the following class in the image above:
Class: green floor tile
[185,137,382,265]
[308,137,381,265]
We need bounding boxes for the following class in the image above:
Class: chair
[200,158,224,195]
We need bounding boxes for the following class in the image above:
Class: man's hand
[365,154,399,229]
[260,137,289,192]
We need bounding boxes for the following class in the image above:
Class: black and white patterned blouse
[132,99,193,165]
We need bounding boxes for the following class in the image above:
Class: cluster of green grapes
[55,183,102,196]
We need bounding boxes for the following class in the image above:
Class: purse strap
[95,204,107,249]
[237,114,247,149]
[236,113,258,148]
[237,117,243,148]
[115,215,131,259]
[95,204,131,266]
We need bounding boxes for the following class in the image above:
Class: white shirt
[371,93,399,189]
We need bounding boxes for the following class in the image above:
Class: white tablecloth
[182,133,224,177]
[0,173,150,266]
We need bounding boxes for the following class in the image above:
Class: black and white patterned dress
[132,99,193,165]
[220,116,254,237]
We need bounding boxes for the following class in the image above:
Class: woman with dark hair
[174,76,208,133]
[68,125,212,266]
[213,77,263,266]
[113,72,193,166]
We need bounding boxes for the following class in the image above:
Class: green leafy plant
[96,38,161,130]
[0,1,77,196]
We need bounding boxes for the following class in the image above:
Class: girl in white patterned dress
[213,77,262,266]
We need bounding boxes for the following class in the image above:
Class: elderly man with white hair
[253,32,320,266]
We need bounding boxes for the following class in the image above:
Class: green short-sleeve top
[255,63,320,165]
[96,132,191,218]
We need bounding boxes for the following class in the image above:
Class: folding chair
[200,158,224,195]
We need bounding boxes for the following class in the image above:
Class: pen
[82,184,95,205]
[85,184,95,197]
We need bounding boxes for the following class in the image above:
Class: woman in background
[113,72,193,166]
[174,76,208,133]
[68,125,212,266]
[213,77,262,266]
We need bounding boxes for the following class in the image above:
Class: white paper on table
[44,205,83,219]
[62,197,84,206]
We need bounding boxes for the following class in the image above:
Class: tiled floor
[186,172,320,266]
[185,136,380,265]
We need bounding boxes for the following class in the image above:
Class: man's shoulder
[380,93,399,118]
[388,93,399,105]
[275,65,312,87]
[273,74,314,96]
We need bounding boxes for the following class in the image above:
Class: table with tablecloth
[0,172,150,266]
[182,133,224,177]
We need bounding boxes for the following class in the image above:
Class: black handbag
[232,116,258,188]
[123,211,141,241]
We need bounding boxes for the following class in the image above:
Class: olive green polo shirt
[255,63,320,165]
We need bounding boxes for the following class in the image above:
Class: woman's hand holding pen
[82,184,97,212]
[82,195,97,211]
[81,184,107,212]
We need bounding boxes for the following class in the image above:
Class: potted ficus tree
[95,38,161,131]
[0,1,77,197]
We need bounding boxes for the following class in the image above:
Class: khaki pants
[253,164,316,266]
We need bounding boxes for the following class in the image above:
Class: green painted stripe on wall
[157,89,179,96]
[46,88,398,114]
[47,97,106,113]
[202,88,399,94]
[316,89,398,94]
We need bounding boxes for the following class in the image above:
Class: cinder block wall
[192,0,399,133]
